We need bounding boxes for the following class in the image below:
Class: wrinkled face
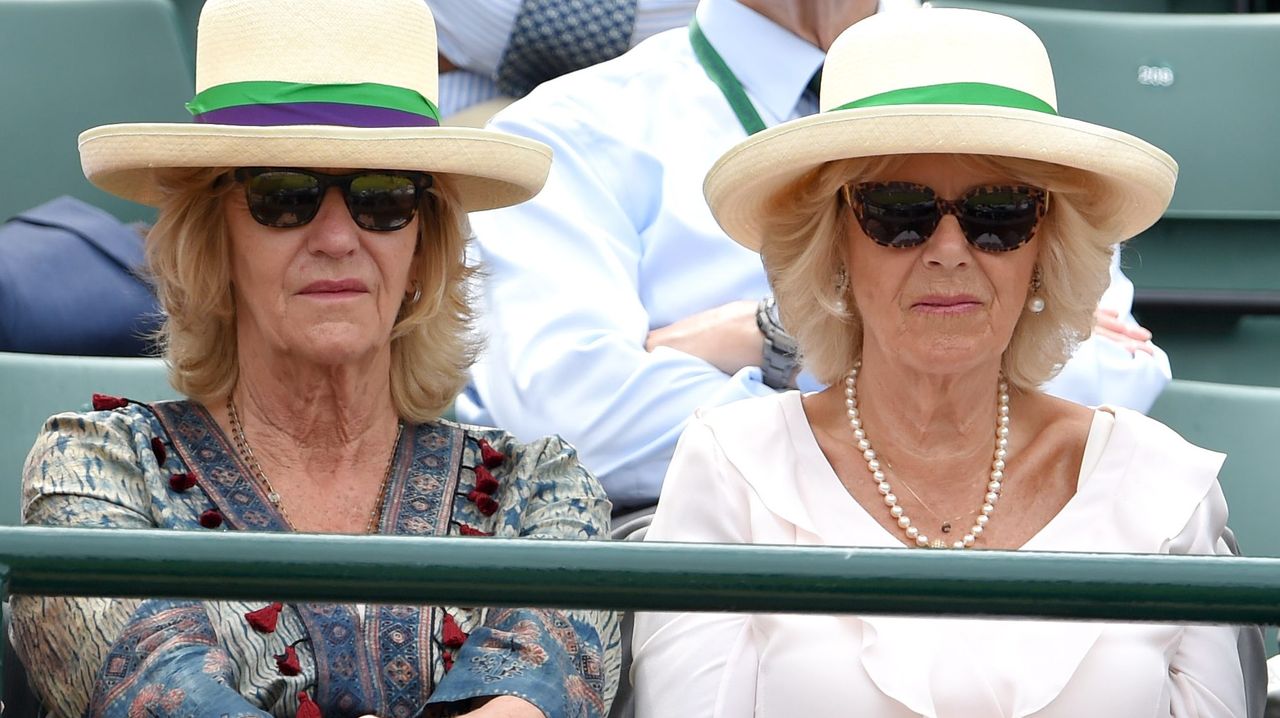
[224,168,420,367]
[844,154,1041,375]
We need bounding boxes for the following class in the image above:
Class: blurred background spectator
[429,0,697,124]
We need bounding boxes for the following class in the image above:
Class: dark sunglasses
[234,168,433,232]
[843,181,1048,253]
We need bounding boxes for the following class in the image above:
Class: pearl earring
[1026,268,1045,314]
[834,268,849,314]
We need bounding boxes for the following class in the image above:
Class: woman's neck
[852,347,1006,467]
[231,343,399,462]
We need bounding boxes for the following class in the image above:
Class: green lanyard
[689,18,768,136]
[690,19,823,137]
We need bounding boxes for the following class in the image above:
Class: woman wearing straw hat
[631,8,1248,717]
[9,2,617,717]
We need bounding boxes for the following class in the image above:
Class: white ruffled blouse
[632,391,1247,718]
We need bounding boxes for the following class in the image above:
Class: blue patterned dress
[10,400,620,718]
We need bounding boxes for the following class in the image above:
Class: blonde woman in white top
[632,9,1251,717]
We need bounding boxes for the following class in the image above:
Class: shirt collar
[695,0,826,123]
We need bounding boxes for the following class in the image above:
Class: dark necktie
[798,68,823,118]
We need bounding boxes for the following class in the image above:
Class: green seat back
[1150,380,1280,558]
[0,0,193,224]
[0,352,179,526]
[1150,379,1280,655]
[1142,314,1280,387]
[170,0,204,69]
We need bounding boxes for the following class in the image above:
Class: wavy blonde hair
[145,167,477,422]
[761,154,1125,391]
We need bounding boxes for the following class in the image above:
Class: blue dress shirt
[459,0,1170,508]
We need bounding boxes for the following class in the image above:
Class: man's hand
[1093,307,1155,356]
[460,696,547,717]
[645,300,762,375]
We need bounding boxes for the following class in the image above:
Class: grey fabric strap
[494,0,638,98]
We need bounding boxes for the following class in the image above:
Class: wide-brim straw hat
[705,8,1178,252]
[79,0,550,213]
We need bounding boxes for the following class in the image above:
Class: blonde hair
[145,167,477,422]
[760,154,1123,391]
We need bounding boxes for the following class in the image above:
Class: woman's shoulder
[30,399,169,457]
[438,419,580,470]
[436,418,606,497]
[692,391,799,441]
[434,420,610,538]
[22,400,184,525]
[669,393,819,507]
[1103,405,1225,468]
[1026,389,1217,464]
[1086,406,1228,552]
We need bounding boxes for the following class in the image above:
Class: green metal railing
[5,526,1280,703]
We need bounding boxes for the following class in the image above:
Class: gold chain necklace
[227,397,402,534]
[882,462,979,536]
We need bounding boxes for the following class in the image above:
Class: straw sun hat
[705,8,1178,252]
[78,0,550,212]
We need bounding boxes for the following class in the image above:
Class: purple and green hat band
[829,81,1057,115]
[186,81,441,128]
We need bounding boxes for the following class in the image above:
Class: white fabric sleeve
[1164,480,1250,718]
[631,418,759,718]
[1043,252,1172,413]
[466,106,775,507]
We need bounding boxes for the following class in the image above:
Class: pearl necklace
[844,363,1009,549]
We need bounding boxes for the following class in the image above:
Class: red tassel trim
[296,691,322,718]
[458,524,492,537]
[92,394,129,411]
[442,613,468,649]
[478,439,506,469]
[150,437,167,466]
[474,466,500,494]
[245,602,283,633]
[442,650,455,672]
[467,490,499,516]
[198,509,223,529]
[274,645,302,676]
[169,473,197,492]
